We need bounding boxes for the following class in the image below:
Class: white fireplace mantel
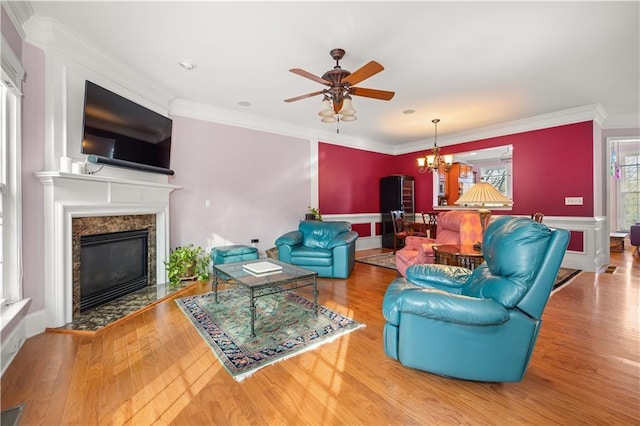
[35,171,181,328]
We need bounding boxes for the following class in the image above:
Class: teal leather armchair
[275,221,358,278]
[382,216,570,382]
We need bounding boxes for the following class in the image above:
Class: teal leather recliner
[275,221,358,278]
[382,216,570,382]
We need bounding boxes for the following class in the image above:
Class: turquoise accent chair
[275,221,358,278]
[382,216,570,382]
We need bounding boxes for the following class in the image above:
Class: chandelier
[417,119,453,173]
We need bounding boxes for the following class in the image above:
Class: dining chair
[390,210,408,253]
[421,211,439,239]
[531,212,544,223]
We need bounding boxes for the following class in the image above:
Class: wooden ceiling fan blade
[289,68,331,85]
[342,61,384,86]
[350,87,395,101]
[284,90,324,103]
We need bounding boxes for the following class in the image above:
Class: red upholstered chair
[395,210,484,276]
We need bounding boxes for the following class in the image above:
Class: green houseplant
[306,206,322,221]
[165,244,211,286]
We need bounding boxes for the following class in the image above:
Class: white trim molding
[542,215,607,272]
[397,104,609,155]
[326,213,606,272]
[1,298,30,377]
[35,172,180,329]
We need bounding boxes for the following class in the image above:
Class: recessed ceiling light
[403,109,416,115]
[238,101,252,107]
[178,60,197,70]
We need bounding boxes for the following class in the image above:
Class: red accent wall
[319,122,594,217]
[395,122,595,216]
[318,143,395,214]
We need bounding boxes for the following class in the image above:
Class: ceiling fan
[284,48,395,121]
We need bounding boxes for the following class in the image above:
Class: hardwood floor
[2,247,639,425]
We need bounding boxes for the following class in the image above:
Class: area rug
[552,267,582,292]
[356,252,397,270]
[176,288,364,382]
[356,252,581,290]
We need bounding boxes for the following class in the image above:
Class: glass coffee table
[212,258,318,337]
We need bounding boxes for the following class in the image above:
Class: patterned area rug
[176,288,364,381]
[356,252,397,270]
[552,267,582,291]
[356,252,581,291]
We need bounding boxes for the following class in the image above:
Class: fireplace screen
[80,229,149,311]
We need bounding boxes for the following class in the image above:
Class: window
[1,34,25,305]
[480,167,508,194]
[0,79,22,303]
[619,153,640,230]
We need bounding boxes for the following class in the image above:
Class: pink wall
[169,116,311,252]
[318,143,394,214]
[1,7,22,59]
[19,44,47,314]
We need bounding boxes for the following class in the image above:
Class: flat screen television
[81,80,174,175]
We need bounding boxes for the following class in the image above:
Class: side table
[432,244,484,270]
[609,232,628,253]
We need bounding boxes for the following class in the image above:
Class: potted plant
[165,244,211,286]
[306,206,322,221]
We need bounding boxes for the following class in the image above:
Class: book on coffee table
[243,261,283,277]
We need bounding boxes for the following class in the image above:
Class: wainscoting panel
[325,213,607,272]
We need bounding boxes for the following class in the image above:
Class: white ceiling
[22,1,640,150]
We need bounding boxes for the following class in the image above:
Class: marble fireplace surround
[36,172,180,328]
[72,214,156,317]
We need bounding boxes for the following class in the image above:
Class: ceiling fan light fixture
[286,48,395,128]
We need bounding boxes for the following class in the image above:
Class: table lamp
[454,181,514,249]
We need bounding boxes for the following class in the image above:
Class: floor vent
[604,266,618,274]
[0,403,25,426]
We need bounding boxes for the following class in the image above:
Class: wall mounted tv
[81,80,174,175]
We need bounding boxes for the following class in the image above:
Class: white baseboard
[355,236,382,251]
[25,309,47,338]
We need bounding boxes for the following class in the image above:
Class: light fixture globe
[339,96,356,116]
[318,99,334,117]
[321,115,337,123]
[340,115,357,122]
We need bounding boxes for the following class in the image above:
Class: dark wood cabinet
[380,175,415,249]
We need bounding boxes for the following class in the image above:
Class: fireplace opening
[80,229,149,312]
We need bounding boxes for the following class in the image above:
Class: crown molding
[602,113,640,130]
[17,13,619,156]
[169,98,395,154]
[1,1,34,40]
[1,35,25,92]
[22,15,174,112]
[395,104,609,155]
